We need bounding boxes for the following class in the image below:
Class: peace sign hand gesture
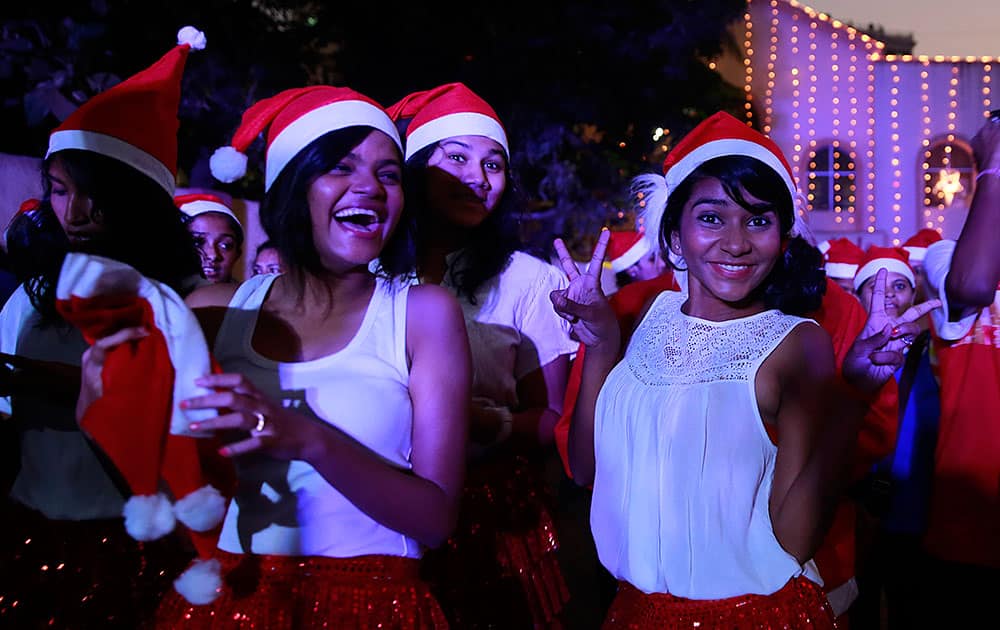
[843,268,942,393]
[550,230,620,357]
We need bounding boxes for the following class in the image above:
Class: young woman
[389,83,576,628]
[551,112,930,627]
[0,31,204,629]
[176,193,244,284]
[138,86,470,629]
[251,240,285,276]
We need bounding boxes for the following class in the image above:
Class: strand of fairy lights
[866,53,876,233]
[745,8,754,125]
[790,9,802,187]
[889,62,902,245]
[936,65,961,229]
[921,63,934,230]
[805,14,818,208]
[763,0,779,134]
[831,28,843,223]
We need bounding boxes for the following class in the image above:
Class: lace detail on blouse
[626,291,808,387]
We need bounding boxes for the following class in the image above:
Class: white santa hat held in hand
[209,86,401,191]
[46,26,206,195]
[632,111,812,252]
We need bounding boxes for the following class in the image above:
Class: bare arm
[946,120,1000,310]
[509,355,569,446]
[188,284,471,549]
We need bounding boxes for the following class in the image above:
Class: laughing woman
[138,87,470,629]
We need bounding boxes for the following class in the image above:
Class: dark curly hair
[260,126,415,297]
[660,155,826,316]
[401,142,524,303]
[25,149,201,324]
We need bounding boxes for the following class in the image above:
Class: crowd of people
[0,25,998,630]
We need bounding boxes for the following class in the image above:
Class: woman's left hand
[843,268,941,394]
[184,373,323,461]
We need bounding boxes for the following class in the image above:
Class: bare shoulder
[185,282,239,310]
[407,284,463,321]
[771,320,835,381]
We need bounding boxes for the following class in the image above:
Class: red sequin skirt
[603,577,837,629]
[424,454,569,629]
[0,498,192,629]
[154,550,448,629]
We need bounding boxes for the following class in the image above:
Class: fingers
[867,268,888,318]
[218,435,265,458]
[93,326,149,354]
[586,229,611,280]
[194,373,262,397]
[553,238,581,281]
[189,410,256,433]
[183,390,255,412]
[869,350,904,366]
[550,290,587,321]
[889,321,921,340]
[897,299,942,324]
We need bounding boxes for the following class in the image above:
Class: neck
[682,280,768,322]
[418,217,471,284]
[276,265,375,315]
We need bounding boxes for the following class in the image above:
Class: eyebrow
[190,230,236,239]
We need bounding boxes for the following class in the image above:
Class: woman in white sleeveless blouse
[550,113,926,628]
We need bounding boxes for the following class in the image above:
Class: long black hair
[26,149,201,324]
[260,126,415,298]
[660,155,826,316]
[401,142,523,303]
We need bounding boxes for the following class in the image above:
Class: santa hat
[853,246,916,292]
[818,238,864,280]
[210,87,401,191]
[902,228,942,263]
[632,111,810,251]
[45,27,206,196]
[175,193,243,234]
[387,83,508,161]
[55,253,236,605]
[608,230,652,273]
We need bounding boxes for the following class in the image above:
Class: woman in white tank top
[84,87,471,629]
[549,113,921,628]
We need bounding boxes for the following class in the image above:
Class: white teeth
[719,264,749,272]
[334,207,379,220]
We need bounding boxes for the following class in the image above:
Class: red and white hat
[853,246,915,292]
[387,82,508,161]
[633,111,807,250]
[175,193,242,232]
[608,230,652,272]
[902,228,942,263]
[818,238,864,280]
[210,87,401,191]
[45,27,206,196]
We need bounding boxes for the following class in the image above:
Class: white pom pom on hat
[177,26,207,51]
[209,146,248,183]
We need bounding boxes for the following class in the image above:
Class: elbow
[946,273,997,310]
[569,459,595,488]
[417,509,459,550]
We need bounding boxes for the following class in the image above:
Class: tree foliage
[0,0,745,252]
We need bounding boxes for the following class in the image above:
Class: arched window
[920,137,975,217]
[806,142,857,220]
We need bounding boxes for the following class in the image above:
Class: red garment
[602,577,835,629]
[924,296,1000,567]
[155,551,448,629]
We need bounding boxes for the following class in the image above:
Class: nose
[351,169,385,199]
[719,224,751,256]
[64,193,93,226]
[462,163,490,190]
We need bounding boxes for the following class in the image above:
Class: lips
[709,262,756,279]
[332,206,385,238]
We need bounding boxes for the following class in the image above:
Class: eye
[747,215,772,228]
[696,212,721,225]
[485,160,505,172]
[329,162,351,174]
[378,168,401,184]
[447,153,467,164]
[51,187,67,197]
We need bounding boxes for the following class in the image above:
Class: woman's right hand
[550,229,620,356]
[77,327,148,422]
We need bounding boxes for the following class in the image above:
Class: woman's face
[307,130,404,272]
[46,157,108,249]
[188,213,241,283]
[670,177,782,313]
[858,271,915,319]
[424,135,507,229]
[252,247,285,276]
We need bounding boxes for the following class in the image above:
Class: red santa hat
[608,230,652,273]
[55,253,235,605]
[818,238,864,280]
[853,246,916,292]
[45,27,206,196]
[175,193,243,234]
[210,87,401,191]
[387,82,509,161]
[902,228,942,263]
[633,111,809,251]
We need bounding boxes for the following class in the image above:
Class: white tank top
[591,290,822,598]
[214,274,420,558]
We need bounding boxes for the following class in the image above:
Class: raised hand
[843,268,942,393]
[550,229,619,354]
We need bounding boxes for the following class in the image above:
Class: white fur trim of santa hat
[47,130,177,195]
[178,199,243,229]
[405,112,509,160]
[825,261,860,280]
[610,235,652,272]
[174,558,223,605]
[853,258,916,292]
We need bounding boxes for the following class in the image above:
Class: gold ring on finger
[251,411,267,433]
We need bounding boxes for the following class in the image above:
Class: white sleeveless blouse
[214,274,421,559]
[591,290,822,598]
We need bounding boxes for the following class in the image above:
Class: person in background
[177,193,243,284]
[607,230,666,289]
[0,28,205,628]
[918,118,1000,627]
[251,240,285,276]
[850,246,940,630]
[902,228,943,303]
[142,85,468,629]
[389,82,576,629]
[819,237,864,295]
